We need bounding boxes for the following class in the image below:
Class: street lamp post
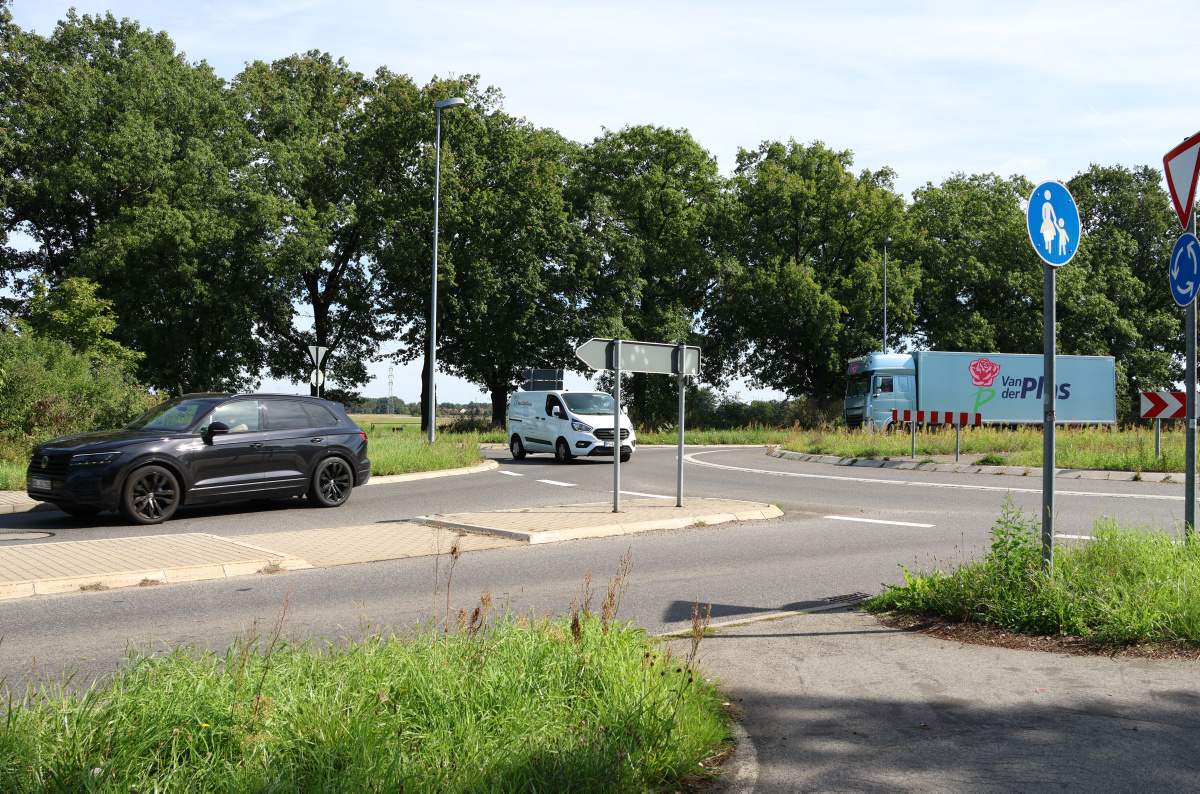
[428,96,466,444]
[882,236,892,354]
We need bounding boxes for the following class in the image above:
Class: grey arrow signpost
[576,338,702,512]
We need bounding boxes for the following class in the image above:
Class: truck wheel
[510,435,527,460]
[119,465,179,525]
[555,439,574,463]
[309,457,354,507]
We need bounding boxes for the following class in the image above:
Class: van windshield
[846,374,871,397]
[563,392,615,415]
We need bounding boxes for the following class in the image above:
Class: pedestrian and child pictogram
[1025,181,1080,267]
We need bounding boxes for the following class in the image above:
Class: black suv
[26,394,371,525]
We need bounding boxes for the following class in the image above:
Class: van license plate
[601,442,612,448]
[30,478,51,490]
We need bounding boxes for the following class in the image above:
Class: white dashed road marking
[825,515,934,528]
[620,490,674,499]
[536,479,576,487]
[684,451,1183,502]
[499,471,523,477]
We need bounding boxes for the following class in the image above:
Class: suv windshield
[846,373,871,397]
[126,398,223,431]
[562,392,616,415]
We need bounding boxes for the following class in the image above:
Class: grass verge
[781,424,1193,472]
[363,427,483,476]
[0,459,24,490]
[0,552,729,791]
[864,496,1200,645]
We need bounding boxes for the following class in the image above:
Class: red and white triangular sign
[1164,133,1200,228]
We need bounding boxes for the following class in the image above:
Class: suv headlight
[570,420,593,433]
[69,452,123,468]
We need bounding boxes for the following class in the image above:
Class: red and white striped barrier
[892,410,982,426]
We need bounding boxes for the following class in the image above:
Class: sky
[11,0,1200,402]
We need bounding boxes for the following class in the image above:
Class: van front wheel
[510,435,527,460]
[555,439,574,464]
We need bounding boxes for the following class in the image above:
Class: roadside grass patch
[0,611,728,791]
[976,452,1006,466]
[0,459,25,490]
[361,427,483,476]
[864,496,1200,644]
[781,424,1193,473]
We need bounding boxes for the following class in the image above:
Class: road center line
[825,515,934,528]
[536,479,576,487]
[683,451,1184,502]
[498,471,523,477]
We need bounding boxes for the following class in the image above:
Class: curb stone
[769,449,1176,483]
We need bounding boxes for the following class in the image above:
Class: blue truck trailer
[843,351,1117,429]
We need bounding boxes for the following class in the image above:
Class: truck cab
[844,353,916,429]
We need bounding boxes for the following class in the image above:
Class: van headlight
[571,420,593,433]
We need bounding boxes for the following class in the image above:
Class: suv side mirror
[207,421,229,436]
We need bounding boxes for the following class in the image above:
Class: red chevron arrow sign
[1140,391,1186,419]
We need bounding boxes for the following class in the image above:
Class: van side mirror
[621,406,628,416]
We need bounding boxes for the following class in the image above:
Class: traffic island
[416,497,783,544]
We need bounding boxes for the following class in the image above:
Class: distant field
[350,413,446,428]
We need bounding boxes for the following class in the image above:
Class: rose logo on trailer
[968,358,1001,413]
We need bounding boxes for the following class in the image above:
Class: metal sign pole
[1188,209,1197,539]
[677,342,686,508]
[910,417,916,459]
[613,339,622,514]
[1042,263,1056,570]
[955,421,961,462]
[1156,418,1161,459]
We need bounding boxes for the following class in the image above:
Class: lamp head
[884,237,893,246]
[434,97,466,110]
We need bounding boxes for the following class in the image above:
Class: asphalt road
[0,446,1189,687]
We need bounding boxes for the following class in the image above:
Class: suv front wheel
[310,457,354,507]
[120,465,180,525]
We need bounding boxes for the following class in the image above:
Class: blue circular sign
[1026,181,1080,267]
[1170,233,1200,307]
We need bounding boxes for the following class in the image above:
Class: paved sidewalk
[772,448,1182,482]
[417,497,783,544]
[238,522,519,567]
[0,533,310,598]
[692,609,1200,791]
[0,490,49,515]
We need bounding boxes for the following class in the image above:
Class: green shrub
[0,327,156,464]
[866,496,1200,643]
[976,452,1006,465]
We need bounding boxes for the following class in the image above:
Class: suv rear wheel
[310,457,354,507]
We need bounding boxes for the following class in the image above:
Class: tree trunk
[633,372,648,426]
[490,383,508,429]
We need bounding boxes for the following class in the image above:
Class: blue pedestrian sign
[1026,181,1080,266]
[1170,233,1200,307]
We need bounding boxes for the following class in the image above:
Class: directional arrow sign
[575,338,701,375]
[1170,233,1200,307]
[1164,133,1200,229]
[1141,391,1186,419]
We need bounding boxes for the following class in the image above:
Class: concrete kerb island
[771,448,1178,482]
[416,497,783,544]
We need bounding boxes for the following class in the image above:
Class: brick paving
[239,522,519,567]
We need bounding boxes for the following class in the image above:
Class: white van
[507,390,636,463]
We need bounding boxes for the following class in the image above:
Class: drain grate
[823,592,871,603]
